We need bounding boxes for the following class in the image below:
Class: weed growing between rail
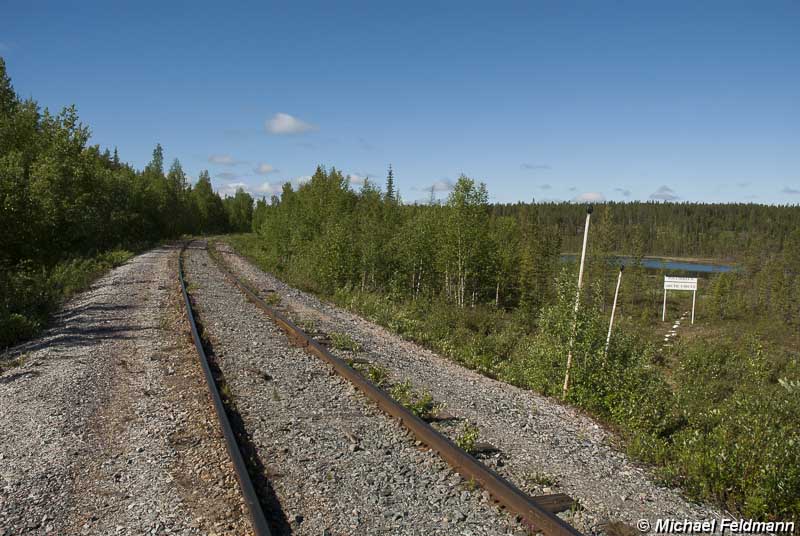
[225,233,800,521]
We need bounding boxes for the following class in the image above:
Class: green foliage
[0,249,133,348]
[455,422,480,454]
[329,331,363,352]
[365,364,388,387]
[389,379,440,420]
[0,59,253,348]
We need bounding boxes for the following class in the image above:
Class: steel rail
[178,242,272,536]
[208,243,584,536]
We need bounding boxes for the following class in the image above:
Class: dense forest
[233,166,799,520]
[0,58,254,347]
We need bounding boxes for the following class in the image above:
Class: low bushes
[227,235,800,521]
[0,249,133,349]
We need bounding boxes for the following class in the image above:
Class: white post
[563,205,592,399]
[662,288,667,321]
[691,289,696,325]
[605,266,624,355]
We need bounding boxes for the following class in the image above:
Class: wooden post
[605,265,624,355]
[563,205,592,400]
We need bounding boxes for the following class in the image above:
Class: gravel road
[217,241,726,535]
[183,242,529,535]
[0,245,250,535]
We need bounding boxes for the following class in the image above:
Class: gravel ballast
[183,242,529,535]
[217,241,727,534]
[0,245,250,535]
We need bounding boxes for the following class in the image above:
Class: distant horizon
[2,1,798,205]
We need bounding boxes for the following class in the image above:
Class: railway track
[179,239,584,536]
[179,242,272,536]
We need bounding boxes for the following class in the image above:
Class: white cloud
[216,171,239,181]
[218,181,250,198]
[521,163,551,170]
[209,154,243,166]
[650,185,680,201]
[254,163,276,175]
[428,179,455,192]
[349,174,368,186]
[266,113,317,135]
[256,182,283,195]
[573,192,606,202]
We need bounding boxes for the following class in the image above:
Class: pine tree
[385,164,395,202]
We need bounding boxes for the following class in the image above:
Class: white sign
[663,276,699,324]
[664,276,697,291]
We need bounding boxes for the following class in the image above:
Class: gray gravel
[183,242,528,535]
[0,245,250,535]
[217,241,728,534]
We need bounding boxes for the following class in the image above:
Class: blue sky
[1,1,798,204]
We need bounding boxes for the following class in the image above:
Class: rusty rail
[178,242,272,536]
[208,242,584,536]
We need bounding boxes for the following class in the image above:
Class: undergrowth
[225,233,800,521]
[0,249,135,350]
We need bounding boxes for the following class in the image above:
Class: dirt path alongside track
[0,245,249,536]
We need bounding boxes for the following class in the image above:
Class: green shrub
[329,331,363,352]
[456,422,480,454]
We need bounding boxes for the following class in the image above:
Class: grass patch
[389,379,442,421]
[329,331,363,352]
[0,353,27,374]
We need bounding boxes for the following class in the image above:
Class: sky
[1,1,798,204]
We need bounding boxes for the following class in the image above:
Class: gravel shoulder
[0,245,249,535]
[183,242,529,535]
[217,241,726,534]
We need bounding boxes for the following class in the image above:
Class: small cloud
[744,194,759,200]
[209,154,243,166]
[781,186,800,195]
[649,185,680,201]
[254,163,277,175]
[568,186,577,192]
[521,163,551,171]
[736,181,750,188]
[256,182,283,196]
[573,192,606,203]
[218,181,251,198]
[614,187,631,197]
[266,113,317,135]
[429,179,455,192]
[348,173,370,186]
[216,171,239,181]
[539,184,552,190]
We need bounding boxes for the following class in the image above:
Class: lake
[561,255,737,273]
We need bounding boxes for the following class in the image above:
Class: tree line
[250,165,800,328]
[0,58,254,347]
